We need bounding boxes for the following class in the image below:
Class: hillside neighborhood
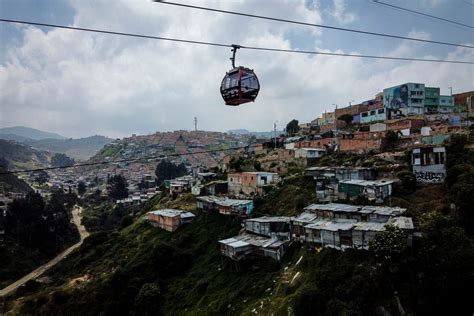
[1,84,473,315]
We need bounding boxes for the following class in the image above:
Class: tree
[34,170,49,184]
[229,157,243,172]
[445,134,472,169]
[337,114,353,125]
[154,160,187,185]
[396,170,417,193]
[108,175,128,200]
[449,169,474,233]
[130,283,161,316]
[384,130,399,149]
[286,119,300,136]
[51,153,75,168]
[369,225,407,262]
[77,181,86,196]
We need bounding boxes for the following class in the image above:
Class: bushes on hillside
[396,170,417,193]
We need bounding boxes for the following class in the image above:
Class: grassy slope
[6,175,457,315]
[8,194,288,315]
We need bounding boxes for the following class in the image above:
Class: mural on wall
[414,171,445,183]
[388,84,409,109]
[412,146,446,184]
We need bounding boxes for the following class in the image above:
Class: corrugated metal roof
[362,206,406,216]
[246,216,290,223]
[305,219,357,231]
[387,216,414,229]
[149,209,195,219]
[219,233,285,248]
[291,212,319,223]
[304,203,360,213]
[197,196,252,206]
[305,166,373,171]
[338,179,395,186]
[354,221,386,231]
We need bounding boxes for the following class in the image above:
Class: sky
[0,0,473,138]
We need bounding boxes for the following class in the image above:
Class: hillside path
[0,206,89,297]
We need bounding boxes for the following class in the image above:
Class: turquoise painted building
[383,83,425,116]
[383,83,454,116]
[439,95,454,113]
[360,108,386,124]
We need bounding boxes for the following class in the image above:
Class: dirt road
[0,206,89,297]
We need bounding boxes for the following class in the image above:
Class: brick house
[147,209,195,232]
[227,172,280,196]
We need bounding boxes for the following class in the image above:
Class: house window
[362,112,368,117]
[370,111,376,115]
[378,109,385,114]
[413,153,421,165]
[415,84,420,88]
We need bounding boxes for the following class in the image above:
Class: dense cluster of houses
[292,84,472,153]
[305,166,395,203]
[219,203,414,262]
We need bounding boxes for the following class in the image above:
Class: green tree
[229,157,243,172]
[108,175,128,200]
[130,282,162,316]
[51,153,75,168]
[396,170,417,193]
[154,160,187,185]
[445,134,473,169]
[449,169,474,233]
[286,119,300,136]
[416,211,474,315]
[253,160,262,171]
[369,225,407,262]
[384,130,399,149]
[34,170,49,184]
[77,181,86,196]
[337,114,353,125]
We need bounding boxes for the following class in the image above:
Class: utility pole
[449,87,453,96]
[274,121,277,149]
[194,117,197,131]
[332,103,338,151]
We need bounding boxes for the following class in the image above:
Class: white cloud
[0,0,472,138]
[328,0,358,25]
[419,0,444,8]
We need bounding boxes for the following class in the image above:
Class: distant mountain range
[0,126,66,141]
[0,126,113,161]
[227,129,284,138]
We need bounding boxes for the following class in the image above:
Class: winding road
[0,206,89,297]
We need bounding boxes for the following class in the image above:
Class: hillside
[24,136,113,161]
[0,126,65,140]
[0,169,32,193]
[0,139,51,170]
[90,130,251,168]
[4,174,473,315]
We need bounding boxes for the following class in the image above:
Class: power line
[372,0,474,29]
[0,144,254,175]
[0,18,472,64]
[462,0,474,7]
[156,1,474,49]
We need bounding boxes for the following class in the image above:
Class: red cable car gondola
[220,45,260,106]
